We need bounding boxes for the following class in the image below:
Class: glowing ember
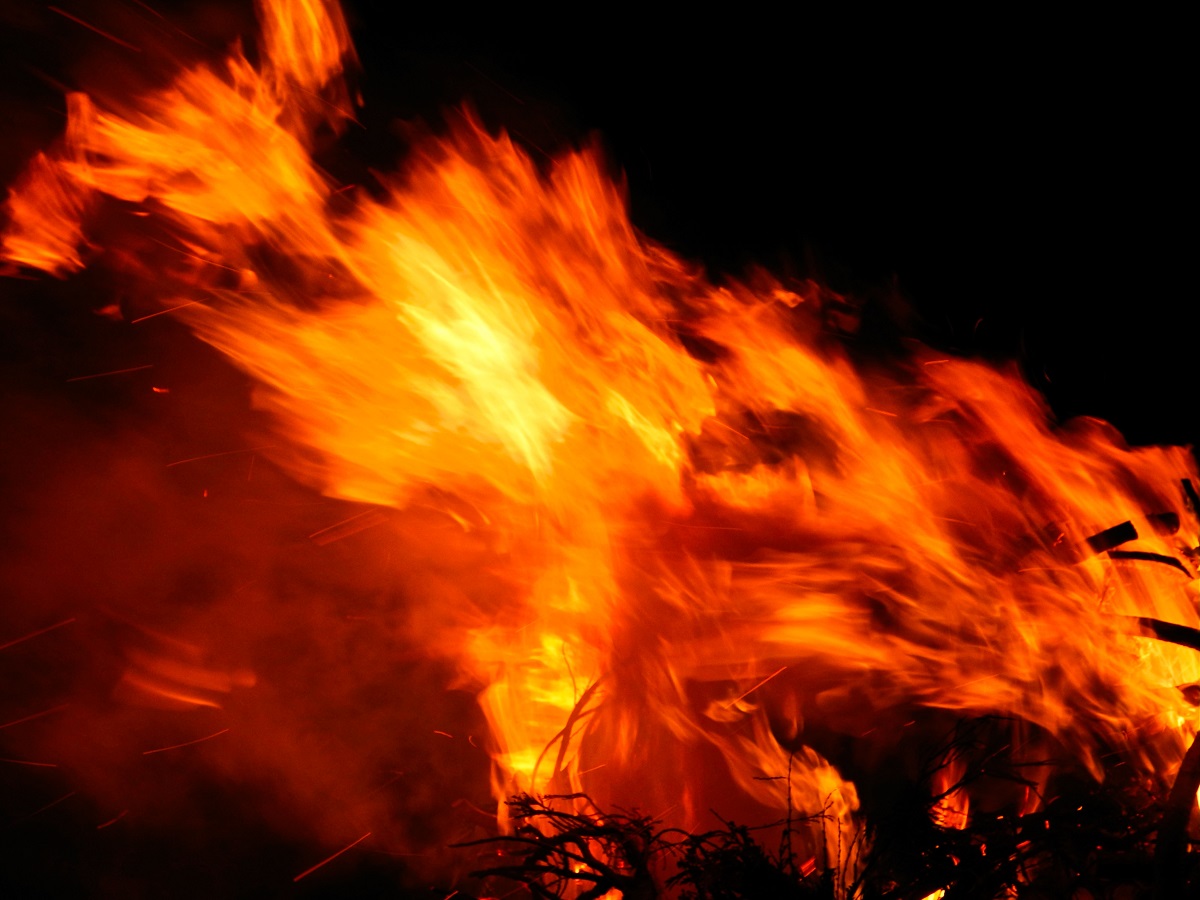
[1,0,1197,895]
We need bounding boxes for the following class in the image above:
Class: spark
[66,364,153,382]
[308,509,388,544]
[294,84,359,124]
[452,798,499,819]
[0,617,76,651]
[166,445,274,467]
[29,791,78,818]
[864,407,898,417]
[127,0,165,19]
[149,237,242,273]
[292,832,372,882]
[130,300,206,324]
[433,730,453,738]
[364,771,405,798]
[126,0,206,46]
[705,417,752,441]
[724,665,788,710]
[121,673,223,708]
[934,516,975,527]
[651,804,679,823]
[142,727,230,755]
[48,6,142,52]
[951,673,1000,692]
[97,810,129,829]
[0,757,58,768]
[0,704,69,731]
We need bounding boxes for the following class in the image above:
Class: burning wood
[0,0,1197,896]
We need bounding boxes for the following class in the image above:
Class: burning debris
[459,737,1186,900]
[1,0,1198,896]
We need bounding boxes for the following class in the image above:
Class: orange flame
[3,0,1199,890]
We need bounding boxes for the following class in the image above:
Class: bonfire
[0,1,1195,897]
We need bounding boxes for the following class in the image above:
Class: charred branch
[1085,520,1139,554]
[1131,617,1200,654]
[1108,550,1192,576]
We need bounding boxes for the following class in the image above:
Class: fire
[3,0,1198,893]
[930,750,969,831]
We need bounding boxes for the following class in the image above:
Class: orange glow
[3,0,1199,893]
[931,752,969,830]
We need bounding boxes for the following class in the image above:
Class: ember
[0,0,1194,896]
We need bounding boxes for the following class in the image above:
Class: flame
[930,751,969,830]
[4,0,1199,891]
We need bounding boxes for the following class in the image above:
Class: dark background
[0,1,1193,896]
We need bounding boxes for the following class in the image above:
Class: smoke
[0,277,497,893]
